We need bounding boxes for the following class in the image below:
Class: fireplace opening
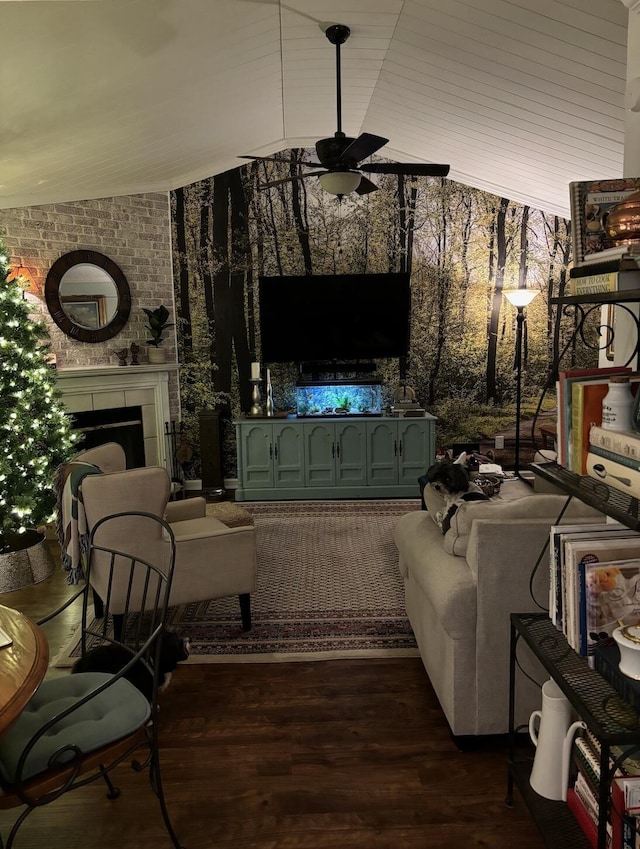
[70,407,145,469]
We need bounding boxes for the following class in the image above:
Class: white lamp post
[504,289,539,475]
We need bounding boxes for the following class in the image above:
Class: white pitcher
[528,678,586,801]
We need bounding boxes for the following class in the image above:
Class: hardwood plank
[0,548,544,849]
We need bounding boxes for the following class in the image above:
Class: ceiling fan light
[318,171,361,195]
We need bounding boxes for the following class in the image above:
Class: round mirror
[45,250,132,343]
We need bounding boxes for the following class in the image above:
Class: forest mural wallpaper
[170,149,596,480]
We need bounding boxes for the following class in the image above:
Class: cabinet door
[273,422,305,487]
[304,422,336,486]
[239,423,274,489]
[335,421,367,486]
[366,420,398,486]
[397,419,433,485]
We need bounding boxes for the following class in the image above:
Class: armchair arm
[165,497,206,522]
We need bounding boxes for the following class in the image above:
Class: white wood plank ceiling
[0,0,629,217]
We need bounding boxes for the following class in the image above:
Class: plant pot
[147,346,167,364]
[0,529,55,593]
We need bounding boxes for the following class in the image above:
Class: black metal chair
[0,512,184,849]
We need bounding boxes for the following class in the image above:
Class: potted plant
[143,304,173,363]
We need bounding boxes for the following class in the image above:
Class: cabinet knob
[398,440,403,456]
[269,444,273,459]
[394,440,397,455]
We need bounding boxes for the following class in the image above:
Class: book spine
[586,452,640,497]
[571,383,585,473]
[590,426,640,461]
[569,272,619,296]
[591,444,640,472]
[567,787,598,849]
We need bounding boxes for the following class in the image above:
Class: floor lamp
[504,289,539,476]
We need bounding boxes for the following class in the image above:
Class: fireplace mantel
[56,364,180,468]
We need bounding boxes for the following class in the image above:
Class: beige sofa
[393,486,601,737]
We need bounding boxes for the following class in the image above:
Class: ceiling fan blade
[341,133,389,164]
[239,155,322,167]
[259,171,325,189]
[360,162,450,177]
[355,176,378,195]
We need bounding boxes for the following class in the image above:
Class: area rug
[54,499,421,665]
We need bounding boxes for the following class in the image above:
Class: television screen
[259,272,410,363]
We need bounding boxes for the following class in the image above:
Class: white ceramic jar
[602,375,634,432]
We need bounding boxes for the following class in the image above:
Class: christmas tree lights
[0,239,77,550]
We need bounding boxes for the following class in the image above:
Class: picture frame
[60,295,107,329]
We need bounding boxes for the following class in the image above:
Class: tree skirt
[54,499,421,665]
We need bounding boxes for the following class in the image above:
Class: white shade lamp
[318,171,361,196]
[504,289,539,475]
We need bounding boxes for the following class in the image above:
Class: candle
[266,368,271,386]
[251,362,261,380]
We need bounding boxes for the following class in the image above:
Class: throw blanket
[56,462,103,585]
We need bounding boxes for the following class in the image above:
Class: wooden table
[0,604,48,738]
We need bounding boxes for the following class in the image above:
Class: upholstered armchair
[59,443,257,633]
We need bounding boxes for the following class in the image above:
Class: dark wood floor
[0,547,544,849]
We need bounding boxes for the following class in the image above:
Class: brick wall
[0,193,180,419]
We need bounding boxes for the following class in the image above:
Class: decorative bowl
[613,625,640,679]
[473,474,502,497]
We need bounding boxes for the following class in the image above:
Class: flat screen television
[259,272,410,363]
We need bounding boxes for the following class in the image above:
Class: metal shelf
[509,761,591,849]
[530,462,640,531]
[551,288,640,305]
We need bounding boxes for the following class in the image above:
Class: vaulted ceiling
[0,0,629,218]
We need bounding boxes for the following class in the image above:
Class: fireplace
[70,406,145,468]
[55,364,179,469]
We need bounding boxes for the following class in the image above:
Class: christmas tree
[0,238,77,551]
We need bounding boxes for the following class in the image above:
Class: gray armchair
[60,443,257,634]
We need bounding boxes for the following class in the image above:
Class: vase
[0,529,55,593]
[147,346,166,364]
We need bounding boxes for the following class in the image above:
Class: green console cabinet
[235,414,435,500]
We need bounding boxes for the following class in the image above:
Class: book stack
[549,523,640,659]
[587,426,640,499]
[555,367,635,474]
[570,178,640,269]
[569,728,640,848]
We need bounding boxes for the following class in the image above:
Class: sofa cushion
[443,493,602,557]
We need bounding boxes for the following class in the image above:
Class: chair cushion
[0,673,150,783]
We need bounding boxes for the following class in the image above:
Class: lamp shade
[318,171,362,195]
[504,289,539,308]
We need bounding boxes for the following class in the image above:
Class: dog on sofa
[425,455,490,534]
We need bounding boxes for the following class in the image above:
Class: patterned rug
[54,499,421,664]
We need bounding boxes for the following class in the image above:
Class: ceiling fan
[240,23,450,197]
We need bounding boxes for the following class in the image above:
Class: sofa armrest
[165,497,207,522]
[466,518,557,732]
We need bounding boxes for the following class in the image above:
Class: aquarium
[295,381,382,417]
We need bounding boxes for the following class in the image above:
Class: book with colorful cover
[566,536,640,655]
[558,367,631,468]
[549,523,625,632]
[571,378,614,474]
[570,177,640,265]
[567,787,599,849]
[581,558,640,659]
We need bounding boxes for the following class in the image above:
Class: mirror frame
[45,250,132,343]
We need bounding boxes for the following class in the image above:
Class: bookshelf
[508,613,640,849]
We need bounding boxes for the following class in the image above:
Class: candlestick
[265,369,274,417]
[249,378,263,416]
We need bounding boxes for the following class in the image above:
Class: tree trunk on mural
[173,187,192,354]
[211,172,232,392]
[518,205,530,367]
[426,180,450,406]
[291,151,312,274]
[228,167,254,413]
[486,197,509,402]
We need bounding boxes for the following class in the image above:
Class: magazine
[582,558,640,661]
